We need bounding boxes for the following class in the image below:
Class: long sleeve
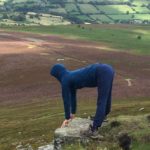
[62,84,71,119]
[70,88,77,114]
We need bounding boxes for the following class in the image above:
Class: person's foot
[103,117,109,122]
[84,125,104,139]
[89,115,109,122]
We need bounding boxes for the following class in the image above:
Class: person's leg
[70,89,77,116]
[92,64,114,130]
[105,81,113,117]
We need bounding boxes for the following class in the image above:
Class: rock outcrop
[23,115,150,150]
[55,117,92,139]
[38,117,92,150]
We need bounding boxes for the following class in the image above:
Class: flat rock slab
[38,144,54,150]
[55,118,92,139]
[38,118,92,150]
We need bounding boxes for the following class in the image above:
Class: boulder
[38,117,92,150]
[55,117,92,139]
[38,144,54,150]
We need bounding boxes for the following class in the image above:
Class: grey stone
[16,144,33,150]
[53,118,92,150]
[55,118,92,139]
[38,144,54,150]
[38,118,92,150]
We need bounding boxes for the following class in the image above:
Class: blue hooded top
[50,63,101,119]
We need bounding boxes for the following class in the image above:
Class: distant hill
[0,0,150,25]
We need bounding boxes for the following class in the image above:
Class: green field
[132,6,150,13]
[78,4,99,14]
[0,24,149,149]
[76,15,92,22]
[0,0,150,24]
[12,0,35,3]
[134,14,150,20]
[132,0,150,6]
[65,3,79,13]
[90,15,113,23]
[109,14,133,20]
[97,5,135,14]
[49,8,67,14]
[0,98,149,149]
[1,25,150,54]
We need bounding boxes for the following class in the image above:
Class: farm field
[132,0,150,6]
[1,24,150,54]
[0,25,150,149]
[26,12,70,26]
[0,0,150,25]
[78,4,99,14]
[0,0,6,5]
[134,14,150,20]
[97,5,135,14]
[90,15,113,23]
[109,14,133,20]
[132,6,150,13]
[65,4,79,13]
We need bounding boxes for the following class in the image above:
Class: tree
[11,14,26,21]
[2,13,9,19]
[126,11,129,15]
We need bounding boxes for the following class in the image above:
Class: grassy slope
[0,25,149,149]
[0,98,150,150]
[63,114,150,150]
[1,24,150,54]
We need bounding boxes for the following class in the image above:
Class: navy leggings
[93,64,115,129]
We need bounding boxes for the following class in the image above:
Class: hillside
[0,0,150,25]
[0,26,150,149]
[38,115,150,150]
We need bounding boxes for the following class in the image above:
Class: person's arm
[70,88,77,118]
[62,83,71,120]
[61,83,72,127]
[61,88,76,127]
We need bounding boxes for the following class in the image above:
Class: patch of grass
[97,5,134,14]
[0,97,149,149]
[132,6,150,13]
[78,4,99,14]
[49,8,67,15]
[132,142,150,150]
[1,25,150,55]
[134,14,150,20]
[132,0,149,7]
[65,3,79,13]
[0,98,64,150]
[76,15,92,22]
[90,15,113,23]
[109,14,133,20]
[110,120,121,128]
[63,113,150,150]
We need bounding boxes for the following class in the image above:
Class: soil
[0,31,149,104]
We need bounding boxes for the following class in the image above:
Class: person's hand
[61,119,71,128]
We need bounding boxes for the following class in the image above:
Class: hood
[50,64,67,82]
